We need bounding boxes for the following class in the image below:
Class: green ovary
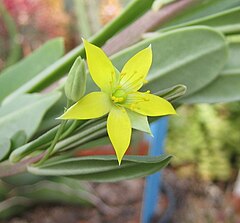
[112,89,127,103]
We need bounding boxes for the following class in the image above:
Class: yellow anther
[118,97,124,102]
[112,89,127,104]
[120,72,127,78]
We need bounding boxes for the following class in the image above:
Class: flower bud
[64,56,87,102]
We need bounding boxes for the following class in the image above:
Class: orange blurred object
[99,0,122,25]
[3,0,70,55]
[76,140,149,157]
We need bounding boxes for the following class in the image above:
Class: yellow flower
[59,39,176,164]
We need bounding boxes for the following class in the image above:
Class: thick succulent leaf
[0,138,11,161]
[10,130,27,150]
[0,92,61,146]
[180,42,240,103]
[161,7,240,34]
[155,84,187,101]
[162,0,240,28]
[0,197,32,220]
[0,38,64,103]
[2,173,44,186]
[36,89,67,134]
[27,155,171,182]
[13,179,93,205]
[112,26,228,98]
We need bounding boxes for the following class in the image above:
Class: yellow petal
[125,92,176,116]
[107,106,131,164]
[120,46,152,92]
[83,39,116,93]
[59,92,111,120]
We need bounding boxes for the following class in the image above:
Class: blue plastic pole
[141,117,169,223]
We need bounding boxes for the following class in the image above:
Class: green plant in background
[167,105,232,181]
[167,102,240,181]
[0,0,240,219]
[0,1,21,68]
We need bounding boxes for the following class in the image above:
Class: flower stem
[35,100,72,166]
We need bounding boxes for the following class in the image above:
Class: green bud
[64,56,87,102]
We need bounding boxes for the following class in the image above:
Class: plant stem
[60,120,80,139]
[35,100,72,165]
[35,120,67,166]
[55,121,107,152]
[103,0,196,55]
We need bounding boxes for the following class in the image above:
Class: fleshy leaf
[120,46,152,92]
[27,155,172,182]
[107,106,131,164]
[0,137,11,161]
[59,92,111,120]
[0,38,64,102]
[0,92,61,141]
[83,39,116,93]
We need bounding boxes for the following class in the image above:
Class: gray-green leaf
[27,155,171,182]
[180,41,240,103]
[0,38,64,103]
[0,92,61,144]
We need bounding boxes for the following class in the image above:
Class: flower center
[111,89,127,103]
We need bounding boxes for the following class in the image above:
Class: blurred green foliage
[167,103,240,181]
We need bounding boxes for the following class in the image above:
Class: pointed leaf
[162,7,240,34]
[0,38,64,102]
[0,92,61,142]
[0,138,11,161]
[162,0,240,28]
[180,42,240,103]
[27,155,171,182]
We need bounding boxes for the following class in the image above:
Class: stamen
[126,92,150,107]
[122,75,144,90]
[120,71,138,86]
[111,71,115,81]
[109,71,115,90]
[120,72,126,79]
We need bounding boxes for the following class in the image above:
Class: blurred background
[1,0,240,222]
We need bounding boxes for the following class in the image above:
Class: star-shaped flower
[60,39,176,164]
